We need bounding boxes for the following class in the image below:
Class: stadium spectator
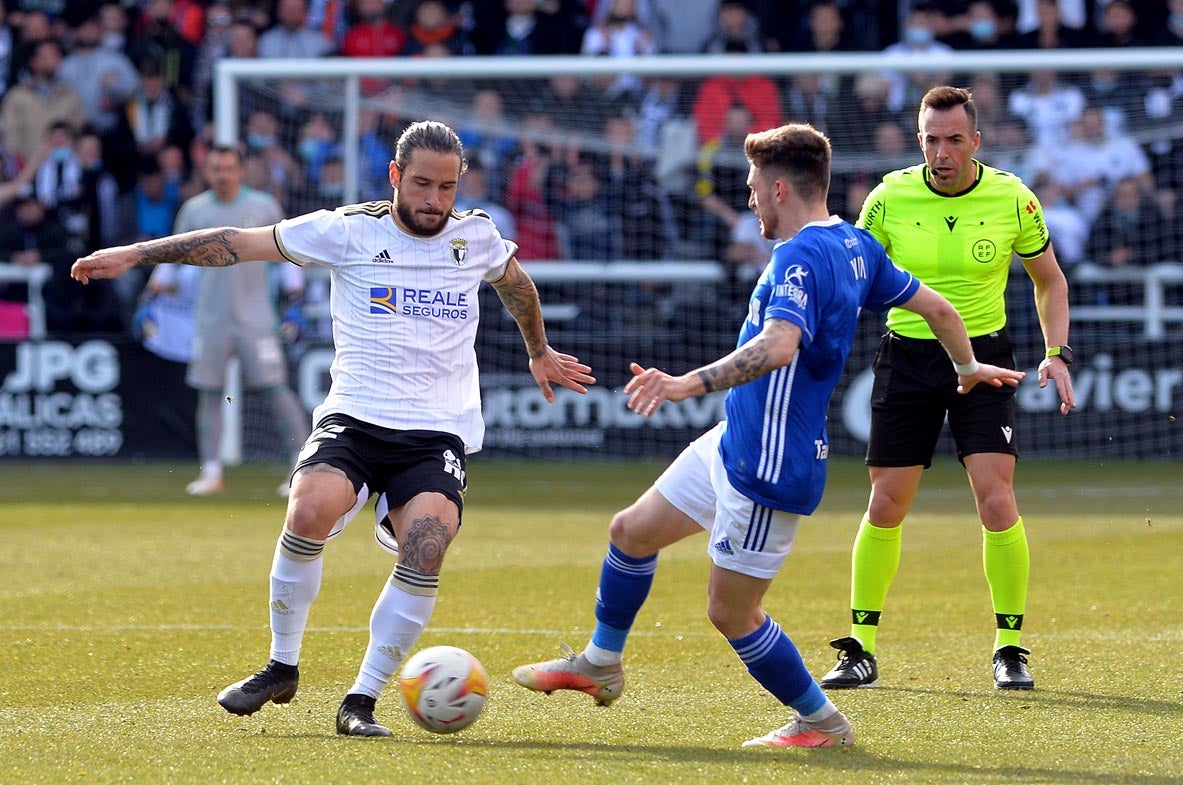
[191,2,236,129]
[401,0,468,56]
[168,0,208,46]
[126,58,195,164]
[1081,68,1145,135]
[880,2,955,113]
[73,130,126,254]
[0,39,84,164]
[294,112,343,187]
[1153,0,1183,45]
[784,1,858,52]
[821,85,1074,694]
[357,108,400,201]
[128,0,199,110]
[513,121,1021,750]
[1039,106,1152,222]
[471,0,587,56]
[939,0,1011,49]
[1011,0,1089,47]
[531,74,611,133]
[31,121,84,232]
[1086,177,1161,273]
[98,2,133,55]
[782,73,835,132]
[505,113,561,260]
[692,72,781,144]
[700,0,764,53]
[454,158,516,242]
[582,0,658,56]
[580,0,657,97]
[692,103,758,261]
[456,89,519,200]
[600,113,676,261]
[1013,0,1087,35]
[548,158,618,261]
[1007,69,1084,149]
[72,119,594,738]
[242,109,298,201]
[1,191,117,335]
[258,0,335,58]
[965,72,1007,140]
[8,9,52,87]
[1031,175,1089,269]
[133,158,182,244]
[824,72,902,161]
[0,5,15,100]
[1090,0,1146,46]
[340,0,406,62]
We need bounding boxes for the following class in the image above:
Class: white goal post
[214,49,1183,461]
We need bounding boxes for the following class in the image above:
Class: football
[398,645,489,734]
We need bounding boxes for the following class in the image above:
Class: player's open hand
[1037,357,1076,415]
[71,247,140,284]
[625,362,691,417]
[529,347,595,403]
[956,363,1025,395]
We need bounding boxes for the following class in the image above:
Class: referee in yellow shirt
[821,85,1076,691]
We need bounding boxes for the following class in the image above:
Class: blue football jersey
[720,217,920,514]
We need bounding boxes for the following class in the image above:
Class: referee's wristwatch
[1045,345,1074,365]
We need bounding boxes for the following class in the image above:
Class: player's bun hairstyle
[920,85,978,131]
[394,120,468,175]
[744,123,832,203]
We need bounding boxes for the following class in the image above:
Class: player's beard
[395,197,448,236]
[758,208,778,240]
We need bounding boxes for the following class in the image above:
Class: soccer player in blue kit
[513,123,1025,747]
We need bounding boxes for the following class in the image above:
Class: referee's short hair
[394,121,468,175]
[920,85,978,131]
[744,123,832,203]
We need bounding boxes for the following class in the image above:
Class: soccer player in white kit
[71,121,596,736]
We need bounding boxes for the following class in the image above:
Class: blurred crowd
[1,0,1183,339]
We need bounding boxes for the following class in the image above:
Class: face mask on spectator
[102,32,125,50]
[320,183,345,198]
[299,139,329,161]
[904,25,933,46]
[969,20,995,40]
[247,133,274,150]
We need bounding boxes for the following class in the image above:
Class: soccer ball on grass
[398,645,488,734]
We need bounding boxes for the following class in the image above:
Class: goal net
[217,50,1183,461]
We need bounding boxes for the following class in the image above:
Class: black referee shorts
[293,413,468,517]
[866,329,1018,468]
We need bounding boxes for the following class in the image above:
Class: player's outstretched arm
[626,318,801,417]
[71,226,282,285]
[902,283,1026,393]
[491,257,595,402]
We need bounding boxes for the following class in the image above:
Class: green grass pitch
[1,458,1180,785]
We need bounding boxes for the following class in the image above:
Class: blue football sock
[588,543,657,658]
[729,615,826,715]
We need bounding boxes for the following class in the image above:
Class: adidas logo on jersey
[372,249,393,264]
[713,538,735,556]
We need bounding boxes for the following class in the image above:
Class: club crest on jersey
[774,264,809,309]
[450,238,468,266]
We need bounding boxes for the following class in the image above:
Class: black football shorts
[866,329,1019,468]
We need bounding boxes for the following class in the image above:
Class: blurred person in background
[1,38,84,164]
[149,145,308,498]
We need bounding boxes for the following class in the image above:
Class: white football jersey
[274,202,517,452]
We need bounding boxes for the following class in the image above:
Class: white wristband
[953,358,980,375]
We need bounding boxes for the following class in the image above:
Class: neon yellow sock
[983,517,1030,650]
[849,515,902,656]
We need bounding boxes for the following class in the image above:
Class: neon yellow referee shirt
[857,160,1050,339]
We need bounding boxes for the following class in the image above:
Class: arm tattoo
[135,228,241,268]
[698,338,777,393]
[494,270,548,358]
[398,513,454,575]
